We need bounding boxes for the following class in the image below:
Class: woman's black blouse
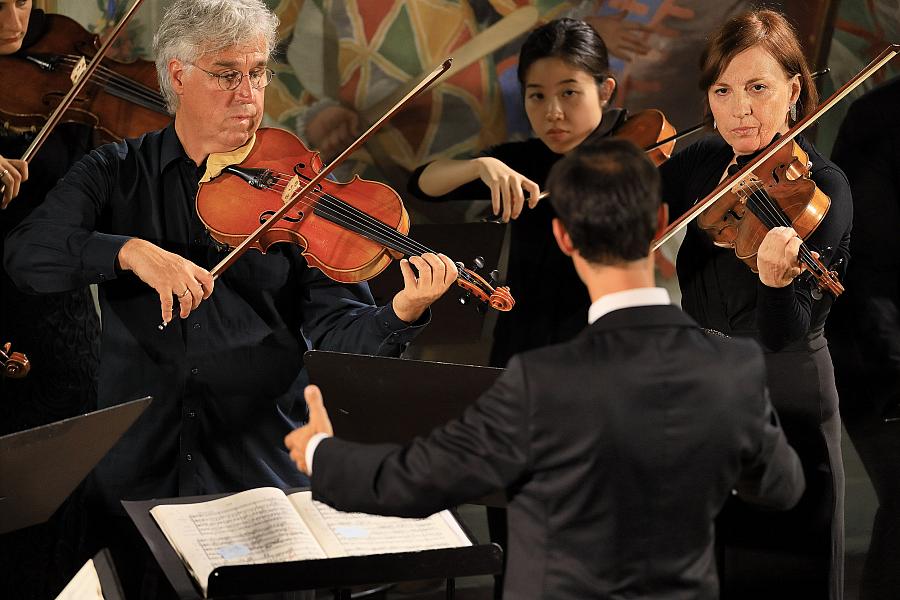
[659,134,852,351]
[408,111,626,367]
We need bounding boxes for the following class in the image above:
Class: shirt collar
[160,121,190,171]
[588,287,671,324]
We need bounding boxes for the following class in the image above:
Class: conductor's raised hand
[391,253,458,323]
[116,238,214,325]
[473,157,541,222]
[284,385,334,475]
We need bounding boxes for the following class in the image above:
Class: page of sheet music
[288,491,471,558]
[151,487,326,595]
[53,559,104,600]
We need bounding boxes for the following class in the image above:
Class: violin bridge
[282,175,301,206]
[70,56,87,85]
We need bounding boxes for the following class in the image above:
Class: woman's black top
[0,9,100,433]
[659,134,852,353]
[408,110,626,367]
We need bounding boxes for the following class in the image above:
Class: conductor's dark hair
[517,18,611,89]
[547,139,660,264]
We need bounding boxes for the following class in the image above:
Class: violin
[697,139,842,296]
[531,108,677,205]
[196,127,515,312]
[614,109,676,166]
[1,342,30,378]
[653,45,900,298]
[0,11,169,145]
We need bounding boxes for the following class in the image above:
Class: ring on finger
[0,169,8,180]
[179,288,190,298]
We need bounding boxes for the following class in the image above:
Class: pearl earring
[790,103,797,122]
[712,119,717,130]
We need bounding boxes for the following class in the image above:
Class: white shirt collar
[588,287,671,324]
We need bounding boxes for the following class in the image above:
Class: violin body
[697,140,832,273]
[198,127,411,283]
[197,127,514,311]
[0,13,170,143]
[615,109,676,166]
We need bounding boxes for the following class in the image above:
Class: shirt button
[191,367,199,375]
[185,453,193,462]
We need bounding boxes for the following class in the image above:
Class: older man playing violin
[4,0,455,596]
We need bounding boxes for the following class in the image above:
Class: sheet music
[151,487,326,595]
[54,559,104,600]
[288,491,471,558]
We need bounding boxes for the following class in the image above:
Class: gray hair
[153,0,279,114]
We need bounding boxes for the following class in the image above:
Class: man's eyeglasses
[191,64,276,91]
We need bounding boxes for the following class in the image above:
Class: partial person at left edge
[3,1,457,598]
[1,1,100,598]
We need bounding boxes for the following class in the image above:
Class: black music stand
[367,222,507,347]
[304,350,506,507]
[0,397,152,534]
[123,490,503,600]
[305,350,502,443]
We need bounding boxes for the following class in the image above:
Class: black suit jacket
[312,305,805,599]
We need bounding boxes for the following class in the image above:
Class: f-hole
[293,163,324,196]
[260,210,304,224]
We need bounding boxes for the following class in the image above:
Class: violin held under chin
[195,127,515,313]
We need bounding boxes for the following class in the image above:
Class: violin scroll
[455,258,515,312]
[2,342,31,379]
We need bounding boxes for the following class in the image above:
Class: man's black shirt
[4,123,426,512]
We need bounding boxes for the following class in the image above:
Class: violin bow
[209,59,453,278]
[360,7,538,125]
[652,45,898,251]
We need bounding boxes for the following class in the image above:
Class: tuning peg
[489,269,500,284]
[472,256,485,270]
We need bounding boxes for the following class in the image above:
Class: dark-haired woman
[659,9,849,599]
[409,17,621,368]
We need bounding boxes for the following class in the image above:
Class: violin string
[732,179,822,276]
[58,57,168,112]
[57,55,166,103]
[262,170,447,258]
[743,182,821,271]
[57,55,168,112]
[742,179,828,278]
[228,169,487,288]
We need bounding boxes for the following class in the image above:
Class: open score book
[150,487,472,597]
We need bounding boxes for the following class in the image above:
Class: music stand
[123,489,502,599]
[0,397,151,534]
[305,350,502,443]
[304,350,506,507]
